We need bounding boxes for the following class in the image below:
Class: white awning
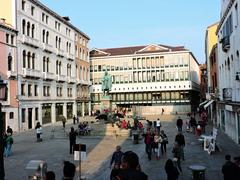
[199,100,209,107]
[204,100,214,109]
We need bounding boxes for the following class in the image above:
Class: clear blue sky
[41,0,220,63]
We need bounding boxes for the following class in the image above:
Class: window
[223,13,233,38]
[21,109,26,122]
[35,108,38,120]
[34,85,38,96]
[22,19,26,34]
[28,84,32,96]
[11,35,14,45]
[9,112,14,119]
[27,22,30,36]
[46,16,49,24]
[31,24,35,38]
[23,50,26,68]
[42,30,45,43]
[8,53,12,71]
[6,34,9,44]
[22,0,25,11]
[21,84,25,95]
[235,4,238,27]
[32,53,35,69]
[31,6,34,16]
[42,13,45,22]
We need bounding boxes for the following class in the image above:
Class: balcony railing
[42,72,55,81]
[56,48,64,57]
[42,43,53,53]
[22,68,41,79]
[21,35,39,48]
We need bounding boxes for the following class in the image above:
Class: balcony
[56,48,64,57]
[22,68,41,79]
[223,88,232,101]
[21,35,39,48]
[42,72,55,81]
[66,53,75,61]
[67,76,76,84]
[7,70,17,78]
[221,36,230,52]
[42,43,53,53]
[56,74,66,82]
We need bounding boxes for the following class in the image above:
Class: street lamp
[0,77,7,180]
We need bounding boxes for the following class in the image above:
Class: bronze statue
[102,70,112,95]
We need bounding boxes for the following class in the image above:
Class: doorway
[28,108,32,129]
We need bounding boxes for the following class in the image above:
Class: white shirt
[156,120,161,127]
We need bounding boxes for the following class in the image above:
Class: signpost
[74,144,86,180]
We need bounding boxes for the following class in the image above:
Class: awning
[204,100,214,109]
[199,100,209,107]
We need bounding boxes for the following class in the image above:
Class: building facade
[90,44,200,116]
[0,19,18,131]
[216,0,240,144]
[0,0,90,131]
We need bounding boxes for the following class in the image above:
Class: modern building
[90,44,200,116]
[0,0,90,131]
[216,0,240,144]
[0,18,18,131]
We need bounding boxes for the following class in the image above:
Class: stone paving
[4,114,240,180]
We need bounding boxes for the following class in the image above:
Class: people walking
[143,128,153,160]
[73,115,76,124]
[4,132,13,157]
[160,130,168,155]
[172,142,182,173]
[69,127,77,154]
[110,146,124,180]
[156,118,161,133]
[176,116,183,132]
[165,159,179,180]
[175,132,185,161]
[153,131,162,160]
[62,116,66,129]
[35,122,42,142]
[221,155,237,180]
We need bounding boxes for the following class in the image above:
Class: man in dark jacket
[176,116,183,132]
[69,127,77,154]
[175,132,185,161]
[110,146,124,180]
[116,151,148,180]
[222,155,237,180]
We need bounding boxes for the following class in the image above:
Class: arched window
[58,37,61,49]
[56,61,59,74]
[22,50,26,68]
[66,42,68,52]
[227,58,230,70]
[69,65,71,76]
[27,51,31,68]
[31,24,35,38]
[8,53,12,71]
[32,53,35,69]
[27,22,30,36]
[80,66,82,79]
[55,36,58,48]
[83,67,86,80]
[43,56,46,72]
[46,31,49,44]
[22,19,26,34]
[47,57,49,72]
[42,30,45,43]
[59,61,62,75]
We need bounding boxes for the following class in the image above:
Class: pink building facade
[0,18,18,131]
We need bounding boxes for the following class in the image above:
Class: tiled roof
[90,44,187,57]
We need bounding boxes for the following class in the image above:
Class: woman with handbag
[160,130,168,155]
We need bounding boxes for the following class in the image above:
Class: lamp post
[0,77,7,180]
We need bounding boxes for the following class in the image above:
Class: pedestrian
[221,154,237,180]
[73,115,76,124]
[156,118,161,133]
[153,131,162,160]
[233,156,240,179]
[77,116,79,123]
[176,116,183,132]
[189,116,197,134]
[172,142,182,173]
[35,122,42,142]
[162,108,164,115]
[62,161,76,180]
[6,126,13,135]
[116,151,148,180]
[69,127,77,154]
[165,159,179,180]
[4,132,13,157]
[160,130,168,155]
[45,171,55,180]
[62,116,66,129]
[110,146,124,180]
[143,128,153,160]
[175,132,185,161]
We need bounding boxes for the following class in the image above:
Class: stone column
[82,102,85,117]
[63,102,67,119]
[88,101,91,116]
[51,103,56,124]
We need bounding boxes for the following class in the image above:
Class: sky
[41,0,220,63]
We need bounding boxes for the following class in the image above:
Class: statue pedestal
[100,95,112,113]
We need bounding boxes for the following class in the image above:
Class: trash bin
[26,160,47,179]
[189,165,206,180]
[133,134,139,144]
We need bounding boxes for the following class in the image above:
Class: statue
[101,70,112,96]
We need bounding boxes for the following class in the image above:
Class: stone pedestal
[100,95,112,113]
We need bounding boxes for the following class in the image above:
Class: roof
[90,44,188,57]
